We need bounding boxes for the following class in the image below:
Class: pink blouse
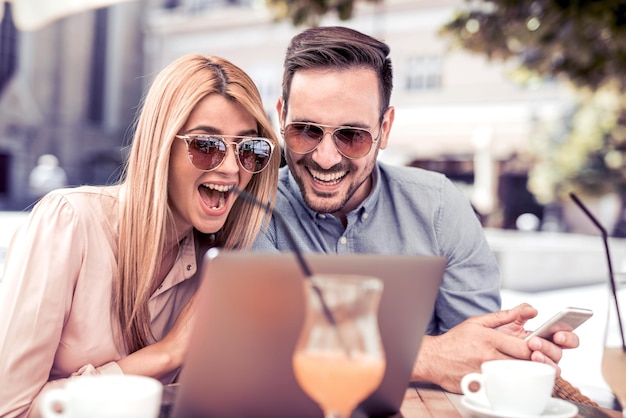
[0,186,202,417]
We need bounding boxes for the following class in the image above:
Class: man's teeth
[310,169,347,184]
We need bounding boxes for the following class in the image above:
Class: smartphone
[524,307,593,341]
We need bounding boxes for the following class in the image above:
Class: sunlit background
[1,0,626,409]
[3,0,625,234]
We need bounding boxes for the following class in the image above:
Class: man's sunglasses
[175,134,275,174]
[281,122,381,159]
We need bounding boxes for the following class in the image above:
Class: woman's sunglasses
[175,134,275,174]
[281,122,381,159]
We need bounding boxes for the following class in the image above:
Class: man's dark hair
[282,26,393,120]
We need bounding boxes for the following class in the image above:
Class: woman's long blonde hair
[116,54,280,353]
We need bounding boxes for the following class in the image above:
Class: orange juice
[293,349,386,416]
[602,347,626,409]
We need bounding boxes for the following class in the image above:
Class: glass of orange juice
[292,274,386,418]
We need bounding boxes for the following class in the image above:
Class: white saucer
[460,396,578,418]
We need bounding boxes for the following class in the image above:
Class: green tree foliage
[441,1,626,208]
[440,0,626,91]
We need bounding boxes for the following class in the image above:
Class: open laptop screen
[172,250,446,418]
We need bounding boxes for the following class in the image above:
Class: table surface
[160,382,622,418]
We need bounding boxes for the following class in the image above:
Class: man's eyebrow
[289,119,370,129]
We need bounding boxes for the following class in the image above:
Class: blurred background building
[0,0,145,209]
[0,0,598,231]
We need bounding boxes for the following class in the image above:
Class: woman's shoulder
[47,185,118,203]
[34,185,120,225]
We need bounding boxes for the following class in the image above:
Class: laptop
[172,250,446,418]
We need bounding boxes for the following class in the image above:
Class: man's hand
[498,303,580,368]
[525,329,580,369]
[411,304,578,393]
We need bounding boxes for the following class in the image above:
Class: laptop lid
[172,250,446,418]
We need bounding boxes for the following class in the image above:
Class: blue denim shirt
[253,162,501,335]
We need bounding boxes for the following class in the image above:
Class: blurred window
[0,152,10,195]
[0,2,17,96]
[406,55,442,91]
[88,8,107,125]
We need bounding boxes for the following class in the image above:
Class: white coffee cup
[40,375,163,418]
[460,359,556,416]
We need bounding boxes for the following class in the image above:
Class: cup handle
[40,388,71,418]
[460,372,488,404]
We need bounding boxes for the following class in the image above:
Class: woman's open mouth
[199,183,233,210]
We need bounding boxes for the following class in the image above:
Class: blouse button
[339,237,347,245]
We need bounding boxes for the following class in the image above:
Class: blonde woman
[0,54,280,417]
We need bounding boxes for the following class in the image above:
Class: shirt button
[339,237,347,245]
[362,212,369,220]
[317,214,326,219]
[186,265,192,271]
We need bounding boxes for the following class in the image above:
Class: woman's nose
[217,144,241,174]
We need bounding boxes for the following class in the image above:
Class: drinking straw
[233,188,312,278]
[233,187,350,354]
[569,192,626,352]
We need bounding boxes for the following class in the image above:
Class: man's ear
[276,97,285,126]
[379,106,395,150]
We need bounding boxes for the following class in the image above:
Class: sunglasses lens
[188,137,273,173]
[283,123,374,158]
[189,137,227,171]
[238,139,273,173]
[333,128,373,158]
[283,123,325,153]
